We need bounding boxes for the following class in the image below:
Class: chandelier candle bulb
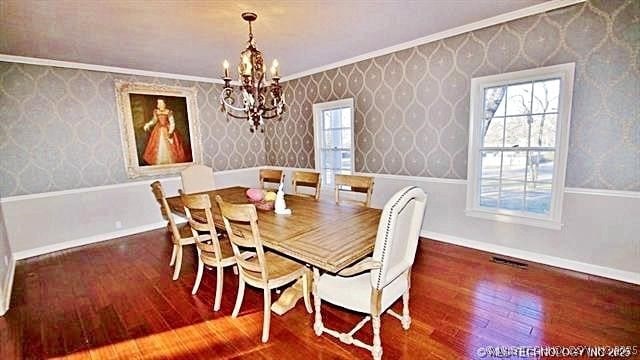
[223,60,229,78]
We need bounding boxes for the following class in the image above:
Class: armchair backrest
[370,186,427,290]
[181,165,215,194]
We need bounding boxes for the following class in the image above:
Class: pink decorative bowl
[248,199,275,211]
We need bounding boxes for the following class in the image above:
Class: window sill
[465,208,563,230]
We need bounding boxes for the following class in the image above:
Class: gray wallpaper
[265,0,640,191]
[0,63,266,196]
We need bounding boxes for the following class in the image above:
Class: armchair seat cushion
[317,270,408,314]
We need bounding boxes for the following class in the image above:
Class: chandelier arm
[220,93,250,112]
[260,113,282,120]
[225,112,251,120]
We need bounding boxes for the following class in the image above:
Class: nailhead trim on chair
[375,186,418,290]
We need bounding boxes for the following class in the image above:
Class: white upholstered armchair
[312,186,428,360]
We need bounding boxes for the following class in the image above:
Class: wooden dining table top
[166,186,382,273]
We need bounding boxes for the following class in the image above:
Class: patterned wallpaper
[265,0,640,191]
[0,63,266,196]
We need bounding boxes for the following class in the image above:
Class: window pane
[324,169,334,186]
[504,116,530,148]
[481,151,502,179]
[505,82,533,116]
[527,151,554,183]
[322,150,334,169]
[482,117,504,147]
[526,182,552,214]
[323,111,331,129]
[339,151,352,169]
[341,108,351,128]
[501,151,527,181]
[500,181,525,211]
[480,179,499,208]
[323,109,343,129]
[341,129,352,148]
[323,129,344,148]
[530,115,556,147]
[532,79,560,114]
[484,86,506,118]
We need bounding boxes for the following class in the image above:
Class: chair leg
[312,267,323,336]
[213,265,224,311]
[169,244,178,266]
[371,315,383,360]
[401,290,411,330]
[302,271,312,314]
[261,289,272,343]
[172,246,183,280]
[192,255,204,295]
[232,276,245,318]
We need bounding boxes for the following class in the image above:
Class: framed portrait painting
[115,81,203,178]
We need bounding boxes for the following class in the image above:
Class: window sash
[466,63,575,229]
[313,99,355,187]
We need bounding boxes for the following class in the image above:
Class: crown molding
[280,0,585,82]
[0,0,584,85]
[0,54,234,85]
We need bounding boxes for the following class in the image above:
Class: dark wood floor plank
[0,228,638,359]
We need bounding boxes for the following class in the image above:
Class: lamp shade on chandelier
[220,12,286,133]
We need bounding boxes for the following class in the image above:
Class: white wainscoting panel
[3,167,260,259]
[4,165,638,285]
[268,166,639,284]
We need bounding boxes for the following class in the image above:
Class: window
[466,63,575,229]
[312,98,355,186]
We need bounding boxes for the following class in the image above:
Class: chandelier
[220,12,286,133]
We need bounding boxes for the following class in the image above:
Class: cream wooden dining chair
[150,181,196,280]
[181,192,250,311]
[216,195,312,343]
[313,186,427,360]
[292,171,321,200]
[181,165,215,194]
[259,169,284,190]
[334,174,375,207]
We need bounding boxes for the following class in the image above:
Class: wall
[2,167,260,258]
[0,203,15,315]
[264,0,640,283]
[266,0,640,191]
[0,62,266,197]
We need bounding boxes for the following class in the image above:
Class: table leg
[312,267,323,336]
[271,268,313,315]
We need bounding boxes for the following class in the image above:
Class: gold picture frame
[115,80,203,178]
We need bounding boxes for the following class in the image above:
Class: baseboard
[0,256,16,316]
[13,221,167,260]
[421,230,640,285]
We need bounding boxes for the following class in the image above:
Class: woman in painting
[142,99,190,165]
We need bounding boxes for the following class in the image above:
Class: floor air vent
[491,256,528,269]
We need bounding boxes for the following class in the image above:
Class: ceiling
[1,0,547,79]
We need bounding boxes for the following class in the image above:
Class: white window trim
[312,98,355,188]
[465,63,575,230]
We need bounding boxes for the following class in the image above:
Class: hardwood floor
[1,229,638,359]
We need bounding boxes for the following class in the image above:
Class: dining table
[166,186,382,315]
